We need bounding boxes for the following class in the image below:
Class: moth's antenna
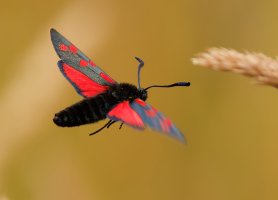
[145,82,190,91]
[135,57,144,90]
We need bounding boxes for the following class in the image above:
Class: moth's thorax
[110,83,148,102]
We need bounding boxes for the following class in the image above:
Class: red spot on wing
[159,118,172,133]
[134,99,146,107]
[69,44,78,54]
[89,60,97,67]
[59,43,68,51]
[79,60,89,67]
[145,108,158,117]
[108,101,144,128]
[100,72,116,84]
[62,63,109,97]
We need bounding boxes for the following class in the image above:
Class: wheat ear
[192,47,278,88]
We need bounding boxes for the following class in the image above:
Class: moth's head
[138,89,148,101]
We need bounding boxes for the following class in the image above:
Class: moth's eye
[112,91,119,97]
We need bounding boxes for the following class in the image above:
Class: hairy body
[53,83,147,127]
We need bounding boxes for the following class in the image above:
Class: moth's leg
[107,121,124,131]
[119,122,124,129]
[107,121,116,129]
[89,120,113,136]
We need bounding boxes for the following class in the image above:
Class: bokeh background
[1,0,278,199]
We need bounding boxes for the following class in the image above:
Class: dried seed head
[192,47,278,88]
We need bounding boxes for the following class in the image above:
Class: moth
[50,29,190,142]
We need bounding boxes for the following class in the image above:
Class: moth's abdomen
[53,93,117,127]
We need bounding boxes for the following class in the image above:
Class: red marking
[159,118,172,133]
[145,108,158,117]
[59,43,68,51]
[135,99,146,107]
[79,60,89,67]
[69,44,78,54]
[62,63,109,97]
[89,60,97,67]
[108,101,144,128]
[100,72,116,84]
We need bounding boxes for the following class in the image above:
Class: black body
[53,83,148,127]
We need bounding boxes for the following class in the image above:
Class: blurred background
[1,0,278,199]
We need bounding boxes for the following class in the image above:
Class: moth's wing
[57,61,110,97]
[133,99,186,142]
[107,99,186,142]
[107,101,145,129]
[51,29,117,97]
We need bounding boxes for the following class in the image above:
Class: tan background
[0,0,278,199]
